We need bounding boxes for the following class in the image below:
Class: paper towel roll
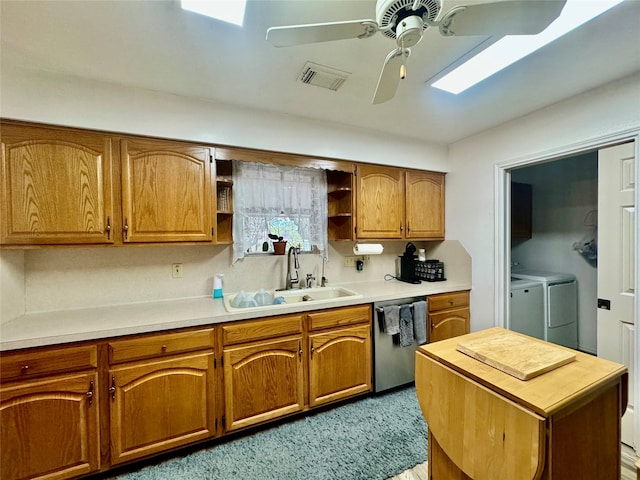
[353,243,384,255]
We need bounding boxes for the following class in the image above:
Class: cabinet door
[511,182,532,239]
[223,336,304,432]
[121,139,213,242]
[405,171,445,239]
[356,165,404,239]
[0,372,99,480]
[429,307,470,343]
[1,123,114,245]
[109,352,215,465]
[308,324,372,407]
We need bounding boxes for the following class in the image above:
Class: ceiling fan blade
[266,19,378,47]
[372,49,409,105]
[439,0,567,37]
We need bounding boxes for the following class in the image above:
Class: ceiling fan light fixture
[395,15,424,47]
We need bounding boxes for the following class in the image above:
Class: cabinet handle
[407,222,410,233]
[161,344,167,353]
[105,216,111,240]
[87,379,94,406]
[20,365,30,374]
[109,375,116,401]
[400,222,403,232]
[298,341,302,361]
[310,343,314,359]
[123,218,129,240]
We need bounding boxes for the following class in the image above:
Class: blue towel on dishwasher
[412,301,427,344]
[399,304,414,347]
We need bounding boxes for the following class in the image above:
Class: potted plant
[268,233,287,255]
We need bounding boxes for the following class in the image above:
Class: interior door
[597,141,636,448]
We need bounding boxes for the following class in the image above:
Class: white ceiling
[1,0,639,145]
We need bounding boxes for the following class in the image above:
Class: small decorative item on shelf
[268,233,287,255]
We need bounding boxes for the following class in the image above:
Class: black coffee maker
[398,242,421,284]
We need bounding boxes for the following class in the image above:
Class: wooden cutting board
[456,331,576,380]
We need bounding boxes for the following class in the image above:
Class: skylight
[181,0,247,26]
[431,0,625,94]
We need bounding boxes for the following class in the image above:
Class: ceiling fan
[266,0,567,104]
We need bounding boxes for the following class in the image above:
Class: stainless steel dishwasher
[373,296,427,392]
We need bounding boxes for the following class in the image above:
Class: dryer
[510,269,578,349]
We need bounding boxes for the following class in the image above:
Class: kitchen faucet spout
[285,246,299,290]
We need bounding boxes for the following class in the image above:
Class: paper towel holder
[353,243,384,255]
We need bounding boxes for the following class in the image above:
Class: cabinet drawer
[108,328,214,364]
[222,315,302,346]
[307,305,371,331]
[428,291,470,312]
[0,344,97,382]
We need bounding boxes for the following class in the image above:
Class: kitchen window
[232,161,327,262]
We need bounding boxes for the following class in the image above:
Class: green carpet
[110,386,427,480]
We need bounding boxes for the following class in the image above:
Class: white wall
[511,153,598,353]
[0,64,447,171]
[447,72,640,333]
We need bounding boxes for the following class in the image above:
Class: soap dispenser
[213,274,224,299]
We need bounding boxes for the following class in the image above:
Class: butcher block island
[415,327,628,480]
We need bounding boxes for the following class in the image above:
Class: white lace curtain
[232,161,327,263]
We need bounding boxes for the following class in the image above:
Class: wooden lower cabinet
[108,352,216,465]
[308,324,372,407]
[428,291,470,343]
[0,372,100,480]
[223,335,304,432]
[0,304,375,478]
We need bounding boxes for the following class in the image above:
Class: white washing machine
[511,269,578,349]
[509,279,544,340]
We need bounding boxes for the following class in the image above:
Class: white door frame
[494,127,640,447]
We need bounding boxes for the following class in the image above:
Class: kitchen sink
[223,286,362,313]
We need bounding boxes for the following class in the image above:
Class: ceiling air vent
[298,62,350,91]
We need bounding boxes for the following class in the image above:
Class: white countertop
[0,279,471,351]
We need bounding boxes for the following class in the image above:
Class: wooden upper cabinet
[1,123,115,245]
[356,164,404,239]
[405,171,445,239]
[356,165,445,240]
[120,138,213,242]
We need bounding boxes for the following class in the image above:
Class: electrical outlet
[172,263,183,278]
[343,256,357,267]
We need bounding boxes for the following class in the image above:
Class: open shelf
[327,170,355,241]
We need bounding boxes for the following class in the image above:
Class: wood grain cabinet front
[1,122,115,246]
[356,164,445,240]
[307,305,372,407]
[427,291,470,343]
[0,370,99,480]
[223,335,305,432]
[120,138,214,243]
[308,323,372,407]
[108,352,216,465]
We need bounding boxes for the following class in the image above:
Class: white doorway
[494,130,640,454]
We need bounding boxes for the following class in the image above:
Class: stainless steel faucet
[305,273,315,288]
[285,246,300,290]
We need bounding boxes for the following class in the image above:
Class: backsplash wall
[0,240,470,319]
